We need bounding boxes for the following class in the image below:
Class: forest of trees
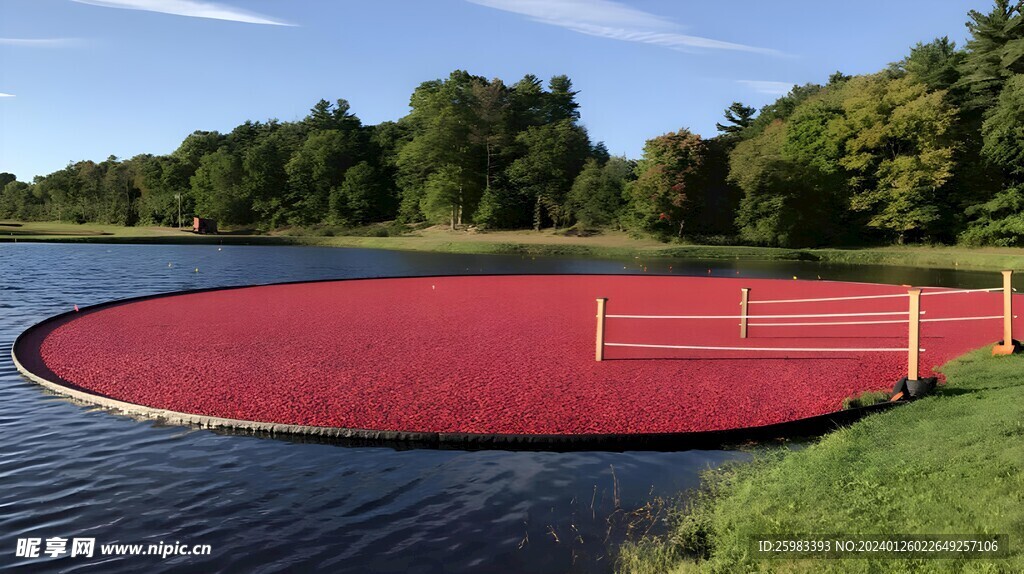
[4,1,1024,247]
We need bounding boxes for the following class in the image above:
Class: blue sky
[0,0,987,181]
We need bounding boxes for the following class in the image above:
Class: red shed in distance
[193,217,218,234]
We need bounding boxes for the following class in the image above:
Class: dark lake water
[0,243,1006,573]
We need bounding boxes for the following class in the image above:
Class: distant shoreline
[4,220,1024,272]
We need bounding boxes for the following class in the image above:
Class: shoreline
[5,220,1024,272]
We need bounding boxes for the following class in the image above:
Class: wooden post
[908,288,921,381]
[740,288,750,339]
[1002,269,1014,347]
[993,270,1017,355]
[595,298,607,362]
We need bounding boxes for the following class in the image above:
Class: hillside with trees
[4,1,1024,248]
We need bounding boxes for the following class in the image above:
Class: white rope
[923,315,1015,323]
[923,288,1012,297]
[747,314,1013,327]
[749,293,908,304]
[748,287,1006,305]
[606,311,922,319]
[604,342,923,352]
[747,318,910,327]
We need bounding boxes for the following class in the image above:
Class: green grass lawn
[0,220,206,240]
[617,347,1024,573]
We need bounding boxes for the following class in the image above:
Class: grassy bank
[617,346,1024,573]
[6,220,1024,271]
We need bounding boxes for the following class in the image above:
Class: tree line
[4,1,1024,247]
[0,72,634,235]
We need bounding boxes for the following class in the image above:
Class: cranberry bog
[12,274,1018,450]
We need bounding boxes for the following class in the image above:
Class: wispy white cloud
[737,80,794,95]
[0,38,79,47]
[71,0,295,26]
[466,0,782,56]
[471,0,677,31]
[0,93,15,98]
